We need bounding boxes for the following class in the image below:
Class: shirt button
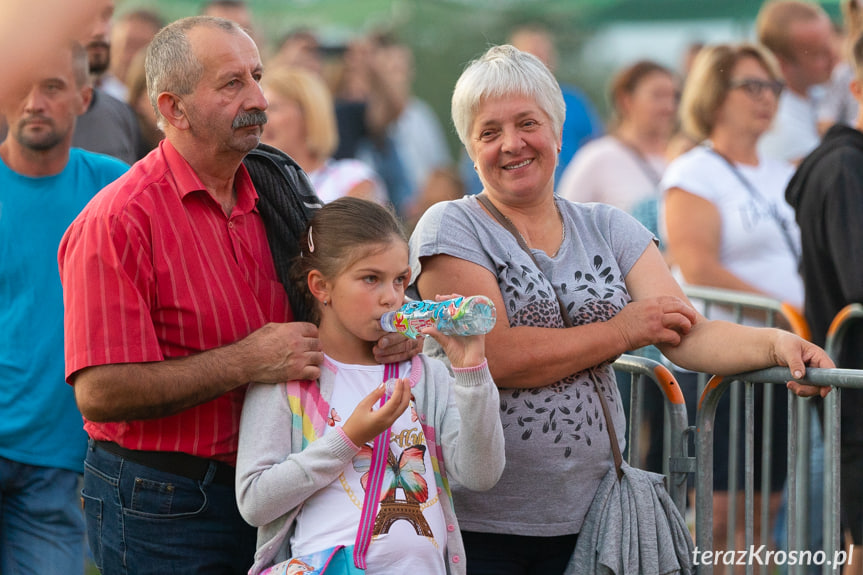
[447,524,455,532]
[452,555,461,563]
[437,487,442,494]
[228,221,234,229]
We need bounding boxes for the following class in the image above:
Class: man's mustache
[19,115,53,128]
[86,40,110,51]
[232,110,267,129]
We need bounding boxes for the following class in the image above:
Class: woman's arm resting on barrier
[626,246,833,397]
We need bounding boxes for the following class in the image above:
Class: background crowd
[2,0,863,574]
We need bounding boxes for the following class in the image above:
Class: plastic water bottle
[380,295,497,339]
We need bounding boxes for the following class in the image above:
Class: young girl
[236,197,505,575]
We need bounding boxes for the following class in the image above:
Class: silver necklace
[501,201,566,257]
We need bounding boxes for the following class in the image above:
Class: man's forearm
[72,342,251,422]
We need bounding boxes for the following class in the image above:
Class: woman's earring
[323,299,329,307]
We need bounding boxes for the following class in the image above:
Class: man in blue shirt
[0,41,127,575]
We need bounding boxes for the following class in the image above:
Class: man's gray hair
[145,16,242,129]
[451,44,566,159]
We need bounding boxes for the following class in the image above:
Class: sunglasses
[729,78,784,98]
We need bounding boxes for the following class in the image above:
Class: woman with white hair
[408,44,830,574]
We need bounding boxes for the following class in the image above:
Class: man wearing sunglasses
[756,0,838,164]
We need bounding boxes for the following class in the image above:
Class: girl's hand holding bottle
[341,377,412,447]
[420,294,488,369]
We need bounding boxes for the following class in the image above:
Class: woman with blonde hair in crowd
[661,43,801,557]
[261,65,388,205]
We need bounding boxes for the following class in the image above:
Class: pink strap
[353,363,397,568]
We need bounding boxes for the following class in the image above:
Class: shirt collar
[161,139,260,214]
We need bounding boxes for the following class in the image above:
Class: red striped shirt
[59,140,293,464]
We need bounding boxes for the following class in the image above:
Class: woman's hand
[341,377,412,446]
[770,330,834,398]
[607,296,698,351]
[419,294,486,369]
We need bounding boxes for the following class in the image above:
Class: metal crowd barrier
[684,286,810,574]
[695,367,863,575]
[679,288,863,575]
[820,304,863,574]
[611,287,863,575]
[612,354,694,514]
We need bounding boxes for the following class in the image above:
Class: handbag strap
[476,194,574,329]
[353,362,398,568]
[477,193,624,479]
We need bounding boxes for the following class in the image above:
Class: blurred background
[115,0,844,159]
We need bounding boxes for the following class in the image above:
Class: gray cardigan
[236,354,505,574]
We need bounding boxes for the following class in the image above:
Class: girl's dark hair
[291,197,407,324]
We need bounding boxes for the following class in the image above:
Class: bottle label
[393,297,465,338]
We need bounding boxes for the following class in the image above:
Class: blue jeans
[82,439,256,574]
[0,456,85,575]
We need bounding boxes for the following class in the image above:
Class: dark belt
[94,440,235,487]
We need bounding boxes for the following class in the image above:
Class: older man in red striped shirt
[58,15,415,574]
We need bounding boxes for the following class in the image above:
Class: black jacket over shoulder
[786,124,863,368]
[243,143,322,323]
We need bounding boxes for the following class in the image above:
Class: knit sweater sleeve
[423,356,505,491]
[235,380,359,527]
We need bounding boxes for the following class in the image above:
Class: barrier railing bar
[760,380,774,575]
[695,374,725,575]
[725,367,863,388]
[612,354,692,514]
[683,285,795,313]
[745,382,755,575]
[793,396,811,575]
[822,388,840,575]
[821,303,863,574]
[684,285,797,575]
[788,390,799,575]
[695,366,863,575]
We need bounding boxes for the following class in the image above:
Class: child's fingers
[379,378,411,420]
[419,324,443,340]
[385,378,409,406]
[357,383,387,412]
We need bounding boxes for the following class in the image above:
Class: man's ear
[307,270,330,306]
[78,85,93,116]
[156,92,190,130]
